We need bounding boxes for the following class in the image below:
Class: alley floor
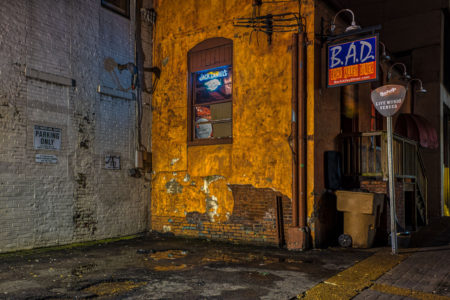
[1,218,449,300]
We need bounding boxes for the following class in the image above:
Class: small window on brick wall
[101,0,130,18]
[188,38,233,146]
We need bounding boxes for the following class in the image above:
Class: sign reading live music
[327,35,378,88]
[371,84,406,117]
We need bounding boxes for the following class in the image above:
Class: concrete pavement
[0,233,373,299]
[301,217,450,299]
[0,217,449,299]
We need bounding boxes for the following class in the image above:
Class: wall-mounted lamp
[330,9,361,34]
[387,62,411,82]
[379,42,391,61]
[409,78,427,93]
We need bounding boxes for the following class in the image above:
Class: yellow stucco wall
[151,0,315,232]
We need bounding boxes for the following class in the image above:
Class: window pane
[194,103,232,139]
[212,122,232,138]
[195,66,232,104]
[210,102,232,120]
[195,106,212,139]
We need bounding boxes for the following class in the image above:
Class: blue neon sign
[198,68,229,82]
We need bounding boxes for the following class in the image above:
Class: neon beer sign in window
[198,68,229,82]
[195,66,232,104]
[327,35,378,88]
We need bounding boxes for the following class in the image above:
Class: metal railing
[340,131,385,178]
[340,131,428,223]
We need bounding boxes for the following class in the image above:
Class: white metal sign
[105,155,120,170]
[35,154,58,164]
[34,126,61,150]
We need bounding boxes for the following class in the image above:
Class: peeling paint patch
[206,195,218,222]
[170,158,180,166]
[183,173,191,182]
[165,179,183,194]
[201,175,224,194]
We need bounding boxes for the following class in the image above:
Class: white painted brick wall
[0,0,152,252]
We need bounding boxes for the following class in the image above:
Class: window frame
[187,38,233,146]
[101,0,130,18]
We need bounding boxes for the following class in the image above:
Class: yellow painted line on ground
[371,283,450,300]
[298,250,410,299]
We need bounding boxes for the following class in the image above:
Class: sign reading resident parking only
[34,125,61,150]
[370,84,407,117]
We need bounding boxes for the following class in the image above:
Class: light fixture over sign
[330,9,361,34]
[387,62,411,82]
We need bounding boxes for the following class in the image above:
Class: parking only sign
[34,125,61,150]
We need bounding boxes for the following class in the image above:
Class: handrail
[415,147,428,224]
[340,131,421,178]
[339,130,428,224]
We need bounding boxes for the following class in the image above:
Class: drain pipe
[291,33,299,228]
[298,31,307,239]
[288,32,308,250]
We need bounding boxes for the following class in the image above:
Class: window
[101,0,130,18]
[188,38,233,145]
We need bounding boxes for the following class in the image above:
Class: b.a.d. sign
[327,35,378,88]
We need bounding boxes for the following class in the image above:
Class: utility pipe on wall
[291,33,299,228]
[289,32,308,250]
[297,31,307,232]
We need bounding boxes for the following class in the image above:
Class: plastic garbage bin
[336,191,385,248]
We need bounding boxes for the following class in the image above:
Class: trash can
[336,191,385,248]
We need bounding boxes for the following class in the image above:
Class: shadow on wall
[314,191,342,248]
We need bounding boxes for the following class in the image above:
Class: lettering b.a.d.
[359,41,374,63]
[330,46,343,68]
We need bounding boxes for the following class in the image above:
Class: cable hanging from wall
[232,0,304,45]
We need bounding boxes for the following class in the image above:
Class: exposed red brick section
[152,185,292,246]
[360,180,405,231]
